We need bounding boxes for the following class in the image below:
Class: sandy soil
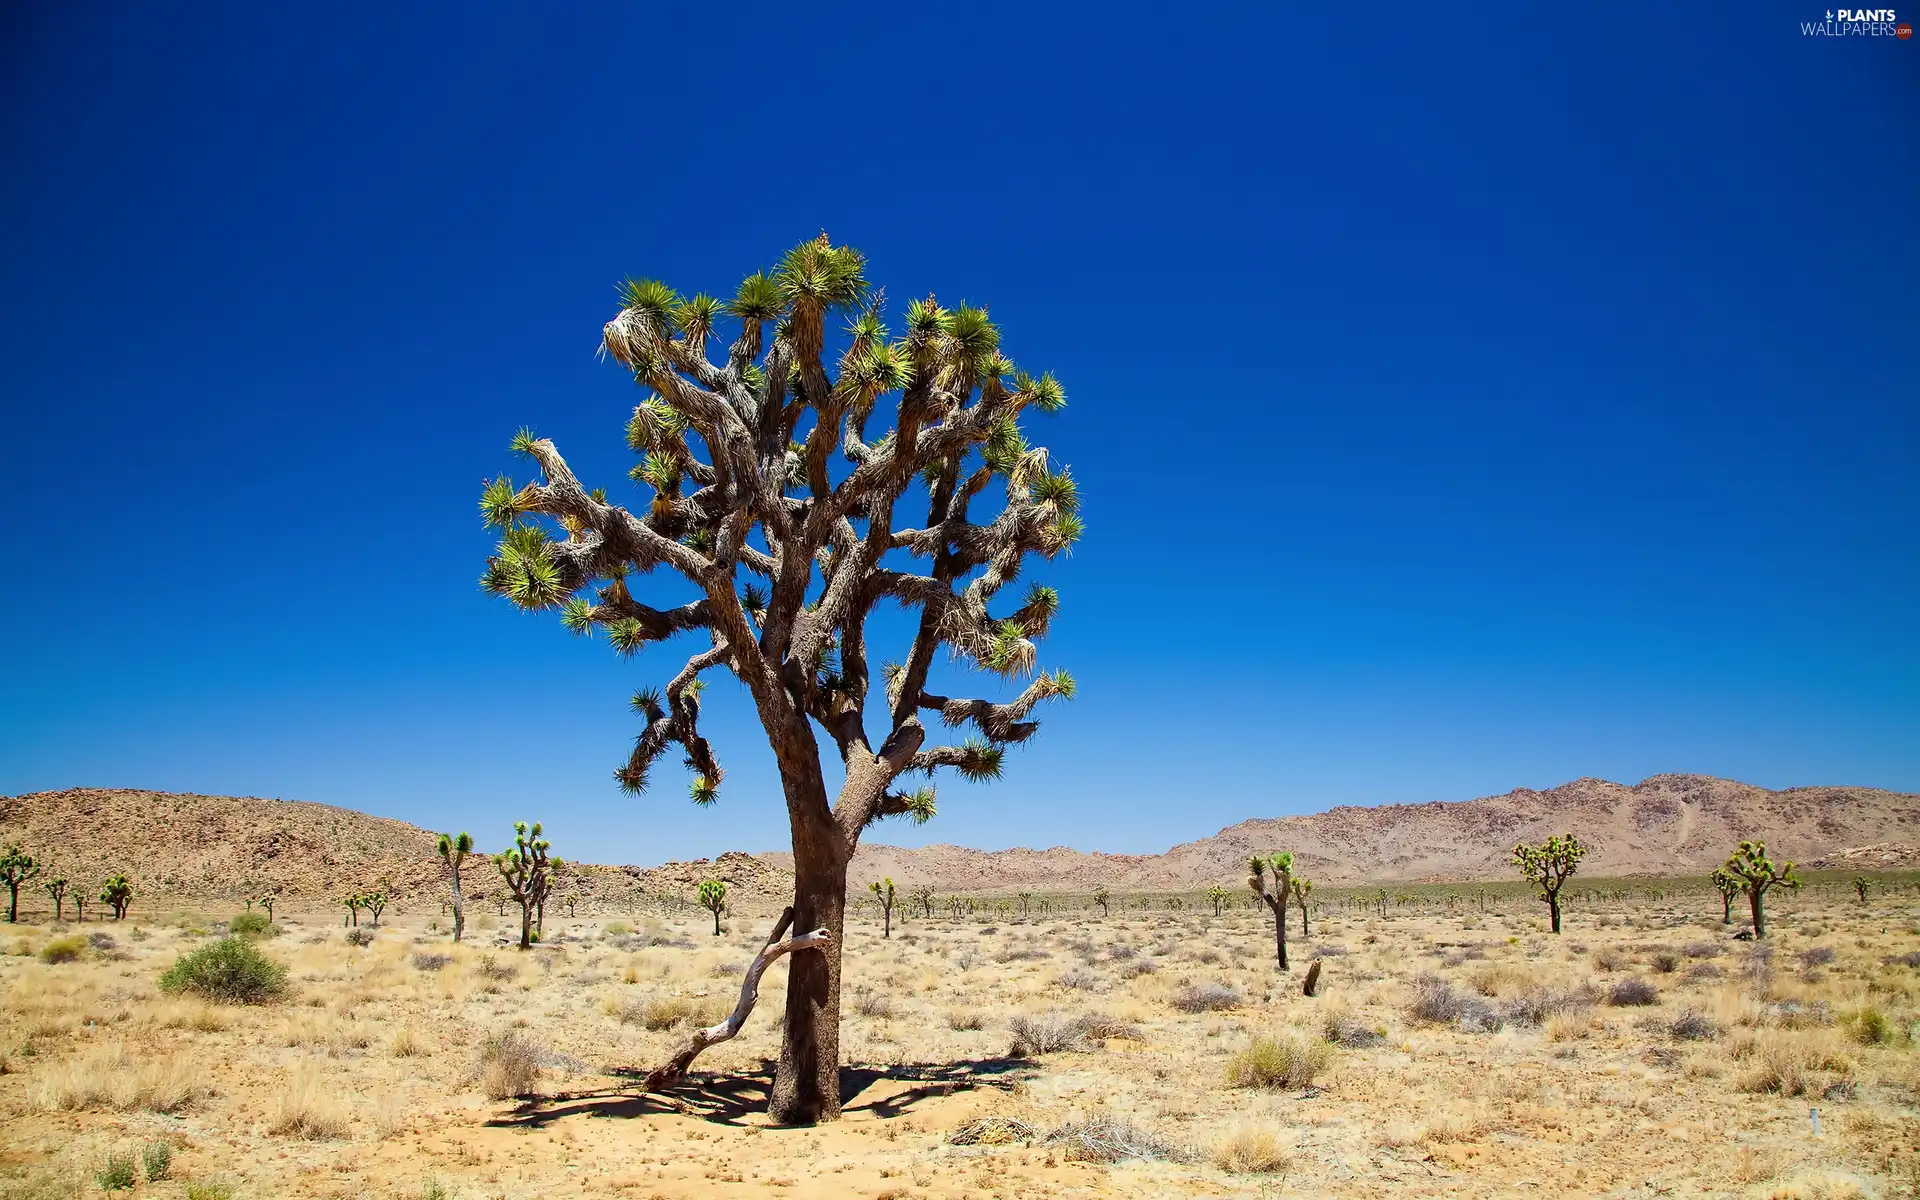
[1,884,1916,1199]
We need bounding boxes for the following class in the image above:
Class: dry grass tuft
[33,1042,206,1113]
[267,1066,352,1139]
[1169,982,1241,1013]
[1225,1034,1330,1090]
[1211,1122,1291,1174]
[477,1028,544,1099]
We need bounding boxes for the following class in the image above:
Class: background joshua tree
[1091,887,1110,917]
[910,885,935,919]
[361,890,387,925]
[869,878,897,937]
[494,822,553,950]
[1,845,41,924]
[45,877,68,923]
[1511,833,1586,934]
[343,894,362,927]
[1710,867,1741,923]
[100,874,133,920]
[258,894,276,923]
[1247,852,1295,969]
[1204,885,1229,917]
[698,879,728,935]
[1851,876,1870,903]
[438,832,474,943]
[475,236,1080,1124]
[1290,876,1314,937]
[1724,840,1798,939]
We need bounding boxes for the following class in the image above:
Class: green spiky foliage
[869,878,897,937]
[258,894,276,923]
[493,821,554,950]
[1290,876,1315,937]
[1511,833,1587,934]
[1724,840,1799,939]
[342,894,362,927]
[1247,852,1296,969]
[910,885,935,918]
[438,831,473,943]
[1091,886,1110,916]
[697,878,728,936]
[360,890,387,925]
[100,874,134,921]
[1710,866,1741,924]
[1204,884,1230,918]
[476,236,1082,1126]
[0,845,41,924]
[45,877,68,923]
[1851,876,1870,903]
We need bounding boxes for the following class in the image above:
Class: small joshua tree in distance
[100,874,134,921]
[698,879,728,936]
[259,894,276,923]
[910,885,935,919]
[1511,833,1586,934]
[1710,867,1740,924]
[45,877,68,923]
[438,832,474,943]
[1290,876,1314,937]
[1205,885,1229,917]
[1247,852,1294,969]
[362,890,387,925]
[494,822,553,950]
[0,845,42,924]
[343,894,362,927]
[1851,875,1870,903]
[1724,840,1798,939]
[1091,887,1110,916]
[869,878,896,938]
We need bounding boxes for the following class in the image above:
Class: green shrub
[141,1141,172,1182]
[1225,1034,1330,1090]
[345,928,374,947]
[39,935,86,964]
[186,1182,237,1200]
[94,1153,136,1191]
[228,911,275,939]
[158,936,289,1004]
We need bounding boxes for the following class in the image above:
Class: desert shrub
[1226,1034,1330,1090]
[993,945,1048,964]
[1590,946,1626,972]
[140,1141,172,1182]
[1319,1006,1385,1048]
[1044,1112,1181,1163]
[1736,1035,1853,1097]
[477,1030,544,1099]
[1409,973,1501,1030]
[1798,946,1836,968]
[158,937,289,1004]
[1119,958,1156,977]
[1606,977,1659,1007]
[1668,1010,1719,1041]
[411,953,452,972]
[1767,999,1833,1029]
[1170,982,1241,1013]
[1008,1010,1119,1055]
[87,932,116,951]
[1500,985,1597,1026]
[185,1183,236,1200]
[947,1009,985,1031]
[949,1115,1038,1146]
[474,955,517,982]
[227,912,274,939]
[1685,962,1723,982]
[1212,1123,1291,1174]
[1650,951,1681,974]
[1884,950,1920,968]
[1682,941,1722,958]
[39,935,86,965]
[851,989,893,1019]
[602,921,632,937]
[1841,1006,1889,1045]
[93,1154,136,1192]
[1058,967,1100,991]
[344,928,374,948]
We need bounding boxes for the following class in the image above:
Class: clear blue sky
[3,4,1915,865]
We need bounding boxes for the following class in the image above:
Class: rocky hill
[0,788,793,915]
[760,774,1920,890]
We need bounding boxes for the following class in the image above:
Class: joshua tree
[362,890,388,925]
[1247,852,1295,969]
[1091,887,1110,916]
[869,878,897,937]
[0,845,42,923]
[910,885,935,919]
[438,832,474,943]
[494,822,554,950]
[698,879,729,936]
[1290,876,1314,937]
[476,237,1080,1124]
[1015,891,1031,918]
[564,894,578,918]
[1710,867,1740,924]
[45,878,68,923]
[1205,885,1229,917]
[100,874,134,921]
[259,895,276,923]
[1851,876,1870,903]
[1724,840,1798,939]
[72,890,86,922]
[343,895,362,927]
[1511,833,1586,934]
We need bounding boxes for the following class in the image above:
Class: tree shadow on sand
[484,1056,1038,1129]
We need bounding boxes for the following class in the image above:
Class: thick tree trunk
[6,884,17,923]
[1749,889,1766,939]
[518,898,533,949]
[449,863,466,943]
[769,801,848,1125]
[1298,899,1309,938]
[1720,893,1731,923]
[1548,894,1562,934]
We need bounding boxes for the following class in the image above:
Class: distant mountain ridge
[757,774,1920,890]
[2,775,1913,911]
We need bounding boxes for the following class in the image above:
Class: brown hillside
[0,788,792,914]
[762,774,1920,891]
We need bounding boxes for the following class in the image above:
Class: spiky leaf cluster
[1511,833,1587,896]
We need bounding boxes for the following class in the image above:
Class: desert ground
[2,879,1916,1200]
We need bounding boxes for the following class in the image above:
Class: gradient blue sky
[3,4,1915,865]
